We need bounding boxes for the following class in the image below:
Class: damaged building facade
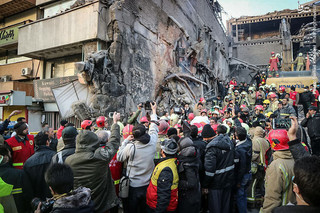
[16,0,231,128]
[227,1,320,72]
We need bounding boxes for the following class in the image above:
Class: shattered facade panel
[75,0,230,118]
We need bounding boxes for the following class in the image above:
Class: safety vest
[146,158,179,211]
[290,91,298,106]
[5,135,34,169]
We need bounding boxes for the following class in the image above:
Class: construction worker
[269,52,279,78]
[5,122,34,170]
[269,93,279,112]
[293,53,305,71]
[262,129,295,213]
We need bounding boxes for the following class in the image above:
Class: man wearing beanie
[146,138,179,213]
[5,122,34,169]
[203,125,235,213]
[51,126,78,164]
[117,102,159,213]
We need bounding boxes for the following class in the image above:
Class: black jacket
[23,146,56,200]
[299,91,315,104]
[234,138,252,185]
[0,162,33,213]
[288,139,311,161]
[177,140,201,213]
[203,134,235,189]
[0,119,10,135]
[51,143,76,164]
[191,136,206,185]
[301,114,320,139]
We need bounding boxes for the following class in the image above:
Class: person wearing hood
[202,125,235,213]
[177,137,201,213]
[65,112,121,213]
[51,126,78,164]
[5,122,34,170]
[117,102,158,213]
[34,163,94,213]
[234,127,252,213]
[24,131,56,200]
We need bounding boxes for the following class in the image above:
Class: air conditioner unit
[21,68,32,76]
[0,75,12,82]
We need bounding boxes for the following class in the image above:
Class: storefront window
[46,54,82,79]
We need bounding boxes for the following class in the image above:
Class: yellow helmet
[266,112,273,117]
[263,100,270,104]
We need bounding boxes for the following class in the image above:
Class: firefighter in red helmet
[262,128,295,212]
[269,52,279,78]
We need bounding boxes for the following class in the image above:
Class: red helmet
[159,120,169,135]
[240,104,246,109]
[123,124,134,139]
[81,120,93,130]
[96,116,106,128]
[280,86,286,92]
[271,51,275,55]
[199,97,206,103]
[140,116,149,123]
[219,110,224,114]
[255,105,264,110]
[188,113,195,120]
[268,129,289,151]
[270,93,277,98]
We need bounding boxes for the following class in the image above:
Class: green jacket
[0,177,17,213]
[65,124,121,213]
[262,150,295,213]
[127,109,141,126]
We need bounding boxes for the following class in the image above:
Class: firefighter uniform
[5,135,35,169]
[269,55,279,78]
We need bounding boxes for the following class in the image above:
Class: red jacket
[109,153,122,196]
[229,80,237,86]
[5,135,35,169]
[290,91,298,106]
[146,158,178,212]
[56,126,65,139]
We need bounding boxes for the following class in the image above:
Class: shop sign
[0,26,19,47]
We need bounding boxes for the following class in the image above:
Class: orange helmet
[96,116,106,128]
[268,129,289,151]
[122,124,134,139]
[140,116,149,123]
[81,120,93,130]
[159,120,170,135]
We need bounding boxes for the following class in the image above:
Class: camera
[173,107,182,114]
[143,101,155,111]
[272,118,291,129]
[31,198,54,213]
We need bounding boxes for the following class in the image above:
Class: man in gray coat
[65,112,121,213]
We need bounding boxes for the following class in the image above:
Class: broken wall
[76,0,230,117]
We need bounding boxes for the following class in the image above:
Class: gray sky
[219,0,312,27]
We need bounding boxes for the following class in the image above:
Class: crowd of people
[1,78,320,213]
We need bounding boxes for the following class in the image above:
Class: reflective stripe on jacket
[146,158,179,212]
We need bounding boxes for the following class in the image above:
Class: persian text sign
[0,26,18,47]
